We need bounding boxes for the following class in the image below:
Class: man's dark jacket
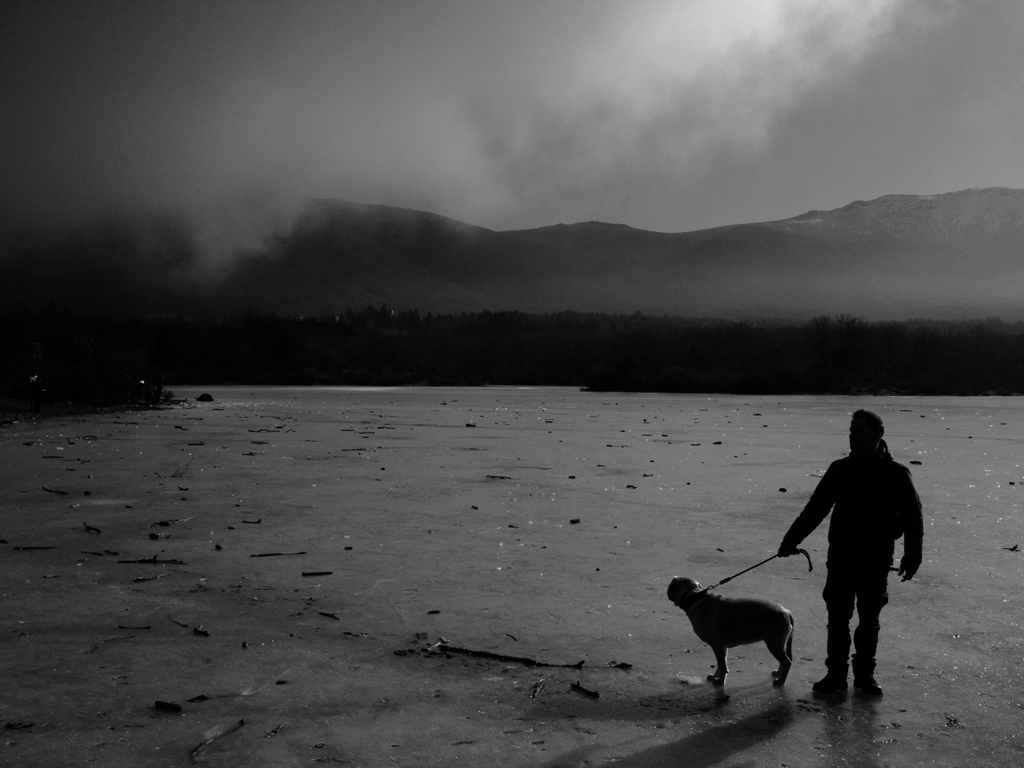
[781,451,923,570]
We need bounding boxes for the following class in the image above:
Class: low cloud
[466,0,959,228]
[0,0,965,268]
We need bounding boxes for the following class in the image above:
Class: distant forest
[4,306,1024,407]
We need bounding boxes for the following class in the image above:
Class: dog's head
[667,576,702,608]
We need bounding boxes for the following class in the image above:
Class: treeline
[3,306,1024,407]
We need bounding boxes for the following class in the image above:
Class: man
[778,409,923,697]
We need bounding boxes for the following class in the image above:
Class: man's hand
[777,543,799,558]
[898,557,920,582]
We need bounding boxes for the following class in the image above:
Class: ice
[1,387,1021,765]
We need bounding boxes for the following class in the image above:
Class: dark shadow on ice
[524,677,773,723]
[537,701,794,768]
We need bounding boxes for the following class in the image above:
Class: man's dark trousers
[822,561,890,679]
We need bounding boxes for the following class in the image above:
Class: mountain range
[4,187,1024,320]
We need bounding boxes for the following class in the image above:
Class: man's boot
[812,665,848,694]
[853,655,882,697]
[816,615,851,694]
[853,617,883,697]
[853,675,883,697]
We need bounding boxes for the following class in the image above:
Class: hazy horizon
[4,1,1024,321]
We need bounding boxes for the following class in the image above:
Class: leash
[705,549,813,592]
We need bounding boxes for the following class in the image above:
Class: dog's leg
[708,645,728,686]
[767,624,794,686]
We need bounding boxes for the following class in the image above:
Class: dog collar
[679,589,709,612]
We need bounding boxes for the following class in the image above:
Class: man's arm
[778,463,838,556]
[896,467,924,581]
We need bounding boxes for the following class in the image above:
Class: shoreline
[0,399,181,428]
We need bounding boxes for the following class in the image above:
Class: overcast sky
[3,0,1023,240]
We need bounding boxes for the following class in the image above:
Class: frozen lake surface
[2,386,1023,766]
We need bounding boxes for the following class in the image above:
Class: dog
[667,576,794,687]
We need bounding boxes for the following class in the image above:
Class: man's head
[849,409,884,456]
